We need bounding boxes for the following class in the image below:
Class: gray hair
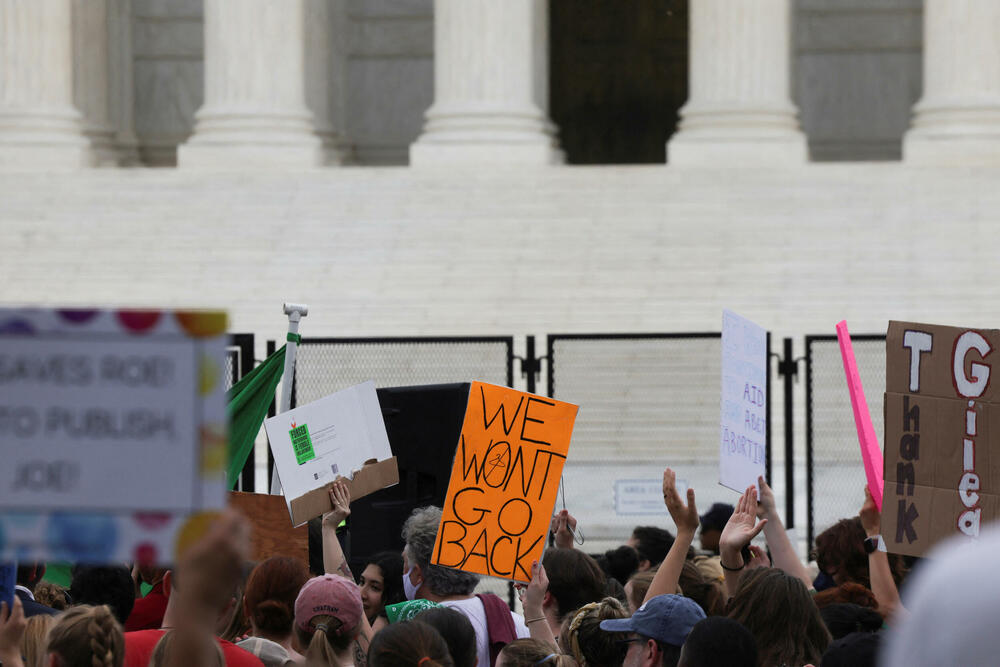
[402,506,480,597]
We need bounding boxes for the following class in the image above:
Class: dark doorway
[550,0,688,164]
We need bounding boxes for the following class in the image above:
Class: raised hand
[0,595,27,667]
[859,485,880,537]
[550,509,577,549]
[662,468,699,535]
[323,479,352,528]
[745,545,771,571]
[719,485,768,565]
[756,475,777,520]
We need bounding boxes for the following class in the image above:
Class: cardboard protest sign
[884,321,1000,557]
[0,308,228,564]
[264,380,398,526]
[432,382,577,583]
[720,310,767,492]
[837,321,884,511]
[228,492,308,564]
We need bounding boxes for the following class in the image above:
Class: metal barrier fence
[226,333,256,491]
[805,334,885,549]
[291,336,514,406]
[546,333,772,553]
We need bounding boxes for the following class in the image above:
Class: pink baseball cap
[294,574,363,636]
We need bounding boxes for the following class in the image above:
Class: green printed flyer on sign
[264,380,393,525]
[289,422,315,464]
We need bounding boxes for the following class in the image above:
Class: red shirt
[124,629,264,667]
[124,581,168,632]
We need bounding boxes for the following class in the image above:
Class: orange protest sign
[432,382,578,583]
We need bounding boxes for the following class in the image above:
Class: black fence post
[777,337,798,528]
[266,338,277,489]
[522,335,538,394]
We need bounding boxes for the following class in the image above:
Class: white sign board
[720,309,767,492]
[264,380,392,523]
[0,308,228,564]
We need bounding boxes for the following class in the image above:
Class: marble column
[667,0,807,166]
[904,0,1000,165]
[178,0,324,169]
[304,0,346,165]
[409,0,562,166]
[0,0,93,169]
[107,0,139,165]
[73,0,118,165]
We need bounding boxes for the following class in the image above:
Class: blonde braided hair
[560,597,629,667]
[46,604,124,667]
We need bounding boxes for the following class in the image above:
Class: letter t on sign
[902,331,933,392]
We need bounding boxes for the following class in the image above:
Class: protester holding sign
[403,506,529,667]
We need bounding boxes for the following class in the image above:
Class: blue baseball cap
[599,594,706,647]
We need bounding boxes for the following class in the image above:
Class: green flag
[227,344,286,489]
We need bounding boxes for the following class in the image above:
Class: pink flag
[836,320,884,511]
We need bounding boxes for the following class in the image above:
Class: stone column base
[410,140,563,166]
[178,113,325,169]
[0,143,93,170]
[667,131,808,166]
[904,127,1000,166]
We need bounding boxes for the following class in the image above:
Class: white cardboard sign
[264,380,393,524]
[720,309,767,492]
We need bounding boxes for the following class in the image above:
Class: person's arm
[644,468,698,602]
[859,485,906,620]
[718,486,768,599]
[520,560,557,648]
[549,510,578,550]
[321,480,375,646]
[322,480,354,580]
[756,476,812,587]
[0,596,27,667]
[169,510,251,667]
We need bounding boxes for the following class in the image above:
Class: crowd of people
[0,470,994,666]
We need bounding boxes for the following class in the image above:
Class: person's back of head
[820,631,880,667]
[882,526,1000,667]
[368,620,455,667]
[33,581,70,610]
[46,604,125,667]
[677,617,756,667]
[16,563,45,592]
[677,562,725,617]
[602,545,640,585]
[625,571,656,613]
[69,564,135,625]
[559,597,629,667]
[23,614,57,667]
[542,548,606,620]
[244,556,310,640]
[148,629,225,667]
[496,638,574,667]
[817,603,883,640]
[812,582,880,613]
[726,568,830,667]
[403,506,481,598]
[629,527,674,570]
[415,606,477,667]
[294,574,364,665]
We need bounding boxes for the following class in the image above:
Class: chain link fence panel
[548,334,771,554]
[806,335,885,549]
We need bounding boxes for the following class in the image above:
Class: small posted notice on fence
[720,310,767,493]
[432,382,578,583]
[884,320,1000,557]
